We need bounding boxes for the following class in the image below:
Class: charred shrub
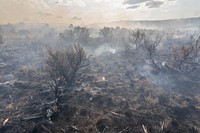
[45,44,89,107]
[128,28,145,49]
[0,28,3,45]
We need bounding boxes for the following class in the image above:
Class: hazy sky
[0,0,200,25]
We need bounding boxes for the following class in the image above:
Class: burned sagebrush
[144,33,163,67]
[0,28,3,45]
[128,28,145,49]
[99,27,113,42]
[45,44,89,106]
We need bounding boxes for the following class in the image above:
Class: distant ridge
[89,17,200,29]
[1,16,200,30]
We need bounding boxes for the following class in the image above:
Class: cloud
[23,17,30,21]
[37,11,53,16]
[43,0,86,7]
[72,16,82,20]
[124,0,174,9]
[145,1,164,8]
[127,5,140,9]
[43,0,70,5]
[56,16,63,18]
[124,0,151,5]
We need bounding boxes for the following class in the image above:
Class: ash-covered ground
[0,24,200,133]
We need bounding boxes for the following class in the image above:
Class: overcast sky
[0,0,200,25]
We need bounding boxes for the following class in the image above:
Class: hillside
[90,17,200,29]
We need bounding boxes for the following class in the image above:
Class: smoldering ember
[1,1,200,133]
